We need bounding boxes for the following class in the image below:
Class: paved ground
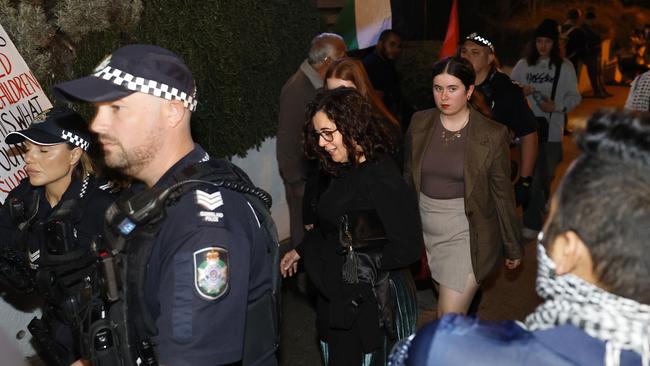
[278,85,631,366]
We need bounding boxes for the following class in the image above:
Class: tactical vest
[0,176,106,366]
[87,159,280,366]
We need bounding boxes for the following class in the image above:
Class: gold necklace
[440,114,469,146]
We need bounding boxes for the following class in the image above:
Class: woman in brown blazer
[404,56,522,317]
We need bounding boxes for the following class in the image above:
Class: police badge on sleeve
[193,247,229,300]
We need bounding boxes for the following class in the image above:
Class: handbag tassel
[342,247,359,284]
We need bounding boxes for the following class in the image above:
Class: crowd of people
[277,14,649,366]
[0,9,648,366]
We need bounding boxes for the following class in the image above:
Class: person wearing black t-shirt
[363,30,409,129]
[460,33,539,209]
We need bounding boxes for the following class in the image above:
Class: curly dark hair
[304,88,396,175]
[544,109,650,304]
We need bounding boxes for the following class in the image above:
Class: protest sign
[0,23,52,203]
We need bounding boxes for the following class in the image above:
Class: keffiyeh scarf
[526,241,650,366]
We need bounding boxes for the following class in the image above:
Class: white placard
[0,22,52,357]
[0,23,52,203]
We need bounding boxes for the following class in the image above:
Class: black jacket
[299,154,422,364]
[0,175,115,363]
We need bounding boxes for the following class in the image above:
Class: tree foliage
[0,0,320,157]
[134,0,320,157]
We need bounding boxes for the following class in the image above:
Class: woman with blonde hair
[0,106,115,365]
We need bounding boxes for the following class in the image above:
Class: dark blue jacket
[0,174,115,363]
[140,145,276,366]
[393,314,642,366]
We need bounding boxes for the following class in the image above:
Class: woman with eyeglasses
[404,56,522,318]
[303,57,404,231]
[390,110,650,366]
[281,88,422,365]
[0,106,115,366]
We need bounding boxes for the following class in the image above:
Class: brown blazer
[404,107,522,282]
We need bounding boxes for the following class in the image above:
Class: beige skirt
[419,193,472,292]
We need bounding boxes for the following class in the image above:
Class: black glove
[0,247,36,293]
[514,176,533,208]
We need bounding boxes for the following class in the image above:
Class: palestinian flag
[334,0,392,51]
[439,0,459,59]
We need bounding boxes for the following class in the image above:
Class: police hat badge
[32,109,51,124]
[93,54,112,73]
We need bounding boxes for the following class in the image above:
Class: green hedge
[52,1,320,158]
[134,1,320,157]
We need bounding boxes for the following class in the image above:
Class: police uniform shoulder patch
[193,247,229,300]
[195,189,225,224]
[195,189,223,210]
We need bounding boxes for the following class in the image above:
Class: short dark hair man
[562,8,585,74]
[460,33,539,208]
[54,44,278,366]
[363,29,404,127]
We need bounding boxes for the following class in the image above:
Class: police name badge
[193,247,229,301]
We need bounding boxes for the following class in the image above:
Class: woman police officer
[0,106,115,365]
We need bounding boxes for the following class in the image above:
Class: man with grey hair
[276,33,346,248]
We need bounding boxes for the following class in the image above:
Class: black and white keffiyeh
[625,71,650,112]
[526,241,650,366]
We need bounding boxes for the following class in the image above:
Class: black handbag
[339,209,388,252]
[338,209,396,338]
[338,209,388,285]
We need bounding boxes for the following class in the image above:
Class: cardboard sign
[0,23,52,202]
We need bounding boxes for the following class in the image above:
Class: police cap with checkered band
[53,44,198,112]
[464,32,495,53]
[5,106,91,151]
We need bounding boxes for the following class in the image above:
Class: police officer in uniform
[54,44,278,366]
[0,106,115,365]
[460,33,539,208]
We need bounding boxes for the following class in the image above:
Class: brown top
[404,107,523,283]
[420,120,468,199]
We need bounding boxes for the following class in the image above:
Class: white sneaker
[522,227,540,240]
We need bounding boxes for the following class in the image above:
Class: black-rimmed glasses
[314,129,338,142]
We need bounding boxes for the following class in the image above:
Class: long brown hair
[324,57,400,127]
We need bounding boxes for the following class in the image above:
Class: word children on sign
[0,23,52,201]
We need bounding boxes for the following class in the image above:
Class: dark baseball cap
[5,106,92,151]
[464,32,495,53]
[534,19,559,42]
[53,44,198,111]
